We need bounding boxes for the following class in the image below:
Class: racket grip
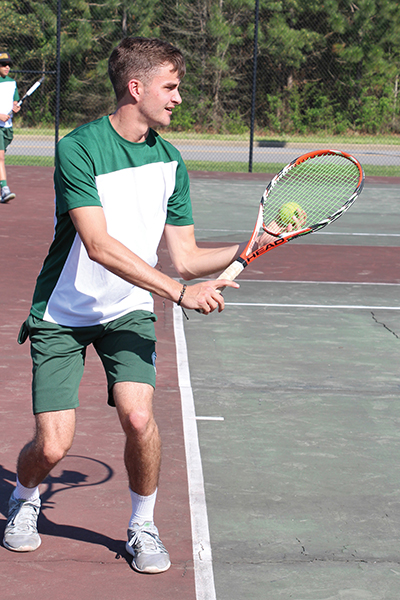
[195,260,244,314]
[217,260,244,282]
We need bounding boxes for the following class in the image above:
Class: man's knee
[114,382,156,438]
[27,430,73,472]
[40,438,73,468]
[123,408,157,440]
[34,409,76,467]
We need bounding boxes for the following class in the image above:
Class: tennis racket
[217,149,364,284]
[8,75,45,116]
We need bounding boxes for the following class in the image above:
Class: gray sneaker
[126,522,171,574]
[1,186,16,203]
[3,493,42,552]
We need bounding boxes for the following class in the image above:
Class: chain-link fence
[2,0,400,176]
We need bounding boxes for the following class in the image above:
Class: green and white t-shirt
[31,116,193,327]
[0,75,19,128]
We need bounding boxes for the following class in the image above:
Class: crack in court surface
[371,312,400,339]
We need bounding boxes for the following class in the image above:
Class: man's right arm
[69,205,239,314]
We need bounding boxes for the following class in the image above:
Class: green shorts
[0,127,14,152]
[18,311,158,414]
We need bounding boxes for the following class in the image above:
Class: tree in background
[257,0,400,135]
[164,0,255,133]
[0,0,399,135]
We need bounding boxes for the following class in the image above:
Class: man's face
[0,63,11,78]
[139,63,182,128]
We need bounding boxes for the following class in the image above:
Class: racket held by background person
[217,149,364,285]
[8,75,45,116]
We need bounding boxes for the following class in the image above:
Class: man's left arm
[11,82,20,114]
[164,223,247,280]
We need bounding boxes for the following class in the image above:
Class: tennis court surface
[1,165,400,600]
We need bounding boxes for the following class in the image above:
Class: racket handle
[195,260,244,314]
[217,260,244,282]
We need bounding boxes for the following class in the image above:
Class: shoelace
[128,527,168,555]
[9,500,39,531]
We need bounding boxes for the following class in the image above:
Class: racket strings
[263,154,361,231]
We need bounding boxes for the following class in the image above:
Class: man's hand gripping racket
[203,149,364,306]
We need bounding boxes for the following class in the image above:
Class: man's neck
[109,107,150,143]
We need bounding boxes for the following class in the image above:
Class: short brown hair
[108,37,186,101]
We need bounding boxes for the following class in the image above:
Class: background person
[0,52,20,203]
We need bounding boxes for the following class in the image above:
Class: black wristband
[177,284,187,306]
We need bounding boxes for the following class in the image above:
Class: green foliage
[169,103,196,131]
[0,0,399,135]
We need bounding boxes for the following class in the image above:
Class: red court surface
[1,166,399,599]
[0,166,196,600]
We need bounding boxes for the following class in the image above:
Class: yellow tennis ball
[278,202,302,226]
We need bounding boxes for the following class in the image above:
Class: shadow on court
[0,460,126,558]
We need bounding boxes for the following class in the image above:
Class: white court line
[226,302,400,310]
[318,232,400,237]
[194,278,400,287]
[230,279,400,286]
[195,228,400,237]
[173,304,216,600]
[196,416,224,421]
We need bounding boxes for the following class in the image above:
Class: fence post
[55,0,61,153]
[248,0,260,173]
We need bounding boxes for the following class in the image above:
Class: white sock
[129,488,157,528]
[14,477,40,503]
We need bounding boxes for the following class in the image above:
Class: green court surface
[190,180,400,247]
[180,176,400,599]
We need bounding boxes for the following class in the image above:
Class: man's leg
[17,409,76,487]
[114,381,161,495]
[0,149,6,181]
[3,409,76,552]
[114,381,170,574]
[0,143,15,203]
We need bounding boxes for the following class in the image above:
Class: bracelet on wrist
[177,284,187,306]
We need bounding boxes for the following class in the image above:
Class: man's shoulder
[150,129,183,161]
[56,117,111,163]
[61,116,108,144]
[0,76,16,84]
[152,129,177,149]
[56,121,185,177]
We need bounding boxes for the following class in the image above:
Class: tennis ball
[277,202,303,226]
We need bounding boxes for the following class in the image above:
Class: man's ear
[127,79,143,101]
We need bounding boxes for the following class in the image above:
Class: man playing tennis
[3,37,249,574]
